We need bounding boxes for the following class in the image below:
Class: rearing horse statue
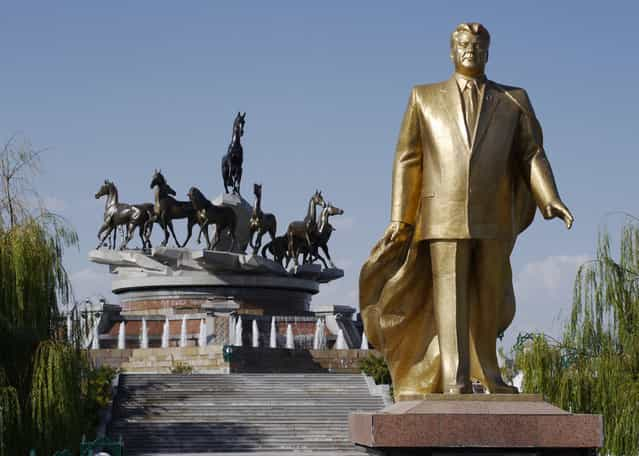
[221,112,246,194]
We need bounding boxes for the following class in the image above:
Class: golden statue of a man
[360,23,573,396]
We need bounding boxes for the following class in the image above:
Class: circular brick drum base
[114,272,319,316]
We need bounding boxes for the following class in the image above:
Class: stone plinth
[349,395,602,456]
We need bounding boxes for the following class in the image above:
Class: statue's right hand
[383,221,413,245]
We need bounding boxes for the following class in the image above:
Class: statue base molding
[349,395,601,455]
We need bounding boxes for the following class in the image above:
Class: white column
[161,317,170,348]
[228,315,235,346]
[118,321,126,349]
[285,324,294,349]
[317,319,327,350]
[199,319,207,347]
[235,316,243,346]
[335,329,347,350]
[140,318,148,349]
[269,317,277,348]
[360,332,369,350]
[91,319,100,350]
[180,316,187,348]
[312,318,321,350]
[252,320,259,348]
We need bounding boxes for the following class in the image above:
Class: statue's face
[451,31,489,77]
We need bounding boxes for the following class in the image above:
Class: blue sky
[1,1,637,349]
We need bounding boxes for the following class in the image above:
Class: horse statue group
[94,111,344,269]
[259,189,344,269]
[95,170,237,251]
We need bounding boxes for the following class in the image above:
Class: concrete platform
[349,395,602,455]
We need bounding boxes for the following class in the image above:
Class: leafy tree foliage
[514,221,639,456]
[0,135,113,455]
[360,353,391,386]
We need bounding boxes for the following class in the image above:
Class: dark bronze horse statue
[249,183,277,255]
[187,187,237,250]
[149,170,197,247]
[286,190,325,267]
[221,112,246,194]
[95,180,153,249]
[305,202,344,268]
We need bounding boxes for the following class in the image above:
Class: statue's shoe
[443,382,474,395]
[485,380,519,394]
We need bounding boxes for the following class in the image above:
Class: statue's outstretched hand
[383,221,413,245]
[543,200,574,229]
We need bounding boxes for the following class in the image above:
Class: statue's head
[150,169,166,189]
[312,189,326,208]
[187,186,200,201]
[95,179,114,199]
[233,112,246,137]
[450,23,490,78]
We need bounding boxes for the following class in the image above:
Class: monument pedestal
[349,395,602,456]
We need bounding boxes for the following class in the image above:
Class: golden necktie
[463,80,478,144]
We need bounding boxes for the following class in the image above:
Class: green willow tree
[514,221,639,456]
[0,135,89,455]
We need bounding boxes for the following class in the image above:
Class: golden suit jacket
[391,76,560,240]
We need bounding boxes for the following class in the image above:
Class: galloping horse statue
[248,183,277,255]
[221,112,246,194]
[305,202,344,268]
[187,187,237,250]
[95,180,153,250]
[286,190,325,267]
[149,170,197,247]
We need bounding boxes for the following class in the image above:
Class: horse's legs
[180,216,194,248]
[320,244,334,268]
[254,230,264,255]
[138,224,147,249]
[235,168,243,194]
[121,223,135,250]
[160,216,171,247]
[203,223,212,250]
[97,223,114,249]
[287,234,298,267]
[228,226,236,252]
[168,221,181,248]
[96,222,110,248]
[197,218,211,249]
[143,220,153,249]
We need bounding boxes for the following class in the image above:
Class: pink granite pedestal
[349,394,602,456]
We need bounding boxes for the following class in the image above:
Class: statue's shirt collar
[454,73,487,92]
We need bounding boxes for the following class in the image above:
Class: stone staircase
[108,373,385,455]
